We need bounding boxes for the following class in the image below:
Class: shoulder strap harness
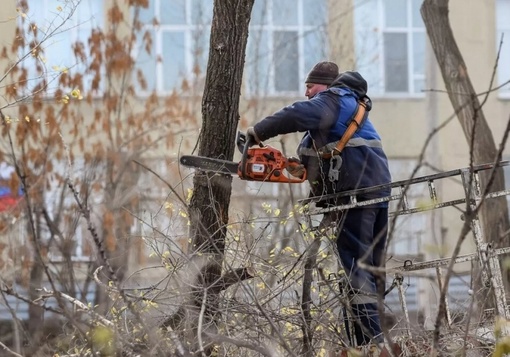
[321,97,369,159]
[322,98,369,182]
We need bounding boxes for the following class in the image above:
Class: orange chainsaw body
[237,145,306,183]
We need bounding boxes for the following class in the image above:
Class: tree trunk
[187,0,254,355]
[27,213,44,355]
[421,0,510,333]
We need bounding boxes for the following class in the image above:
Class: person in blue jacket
[247,62,392,347]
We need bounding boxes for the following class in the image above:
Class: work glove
[246,127,261,145]
[286,157,305,178]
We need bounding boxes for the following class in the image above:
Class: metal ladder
[304,160,510,333]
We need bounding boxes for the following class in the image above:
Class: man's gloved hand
[246,127,261,145]
[286,157,305,178]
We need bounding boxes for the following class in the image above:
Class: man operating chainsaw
[246,62,392,348]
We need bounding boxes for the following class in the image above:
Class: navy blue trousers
[335,207,388,346]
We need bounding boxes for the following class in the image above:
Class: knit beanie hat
[305,61,339,85]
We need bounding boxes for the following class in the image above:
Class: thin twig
[197,288,207,357]
[0,341,23,357]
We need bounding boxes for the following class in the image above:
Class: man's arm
[252,92,338,142]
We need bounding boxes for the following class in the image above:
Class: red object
[238,145,307,183]
[0,195,19,212]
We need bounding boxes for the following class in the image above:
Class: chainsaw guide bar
[179,155,239,175]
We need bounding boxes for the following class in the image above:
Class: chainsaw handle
[236,131,247,153]
[240,133,259,178]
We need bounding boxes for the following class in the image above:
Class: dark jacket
[253,71,391,204]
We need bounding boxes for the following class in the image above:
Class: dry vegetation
[0,1,509,356]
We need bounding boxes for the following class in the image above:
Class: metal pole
[460,169,508,321]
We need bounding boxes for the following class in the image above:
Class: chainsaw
[179,132,306,183]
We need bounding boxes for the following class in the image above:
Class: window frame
[245,0,329,97]
[22,0,104,96]
[354,0,426,98]
[386,158,431,257]
[134,0,212,96]
[135,0,327,96]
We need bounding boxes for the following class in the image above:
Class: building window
[496,0,510,96]
[354,0,426,96]
[22,0,103,94]
[136,0,327,95]
[246,0,328,96]
[386,159,429,257]
[135,0,213,94]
